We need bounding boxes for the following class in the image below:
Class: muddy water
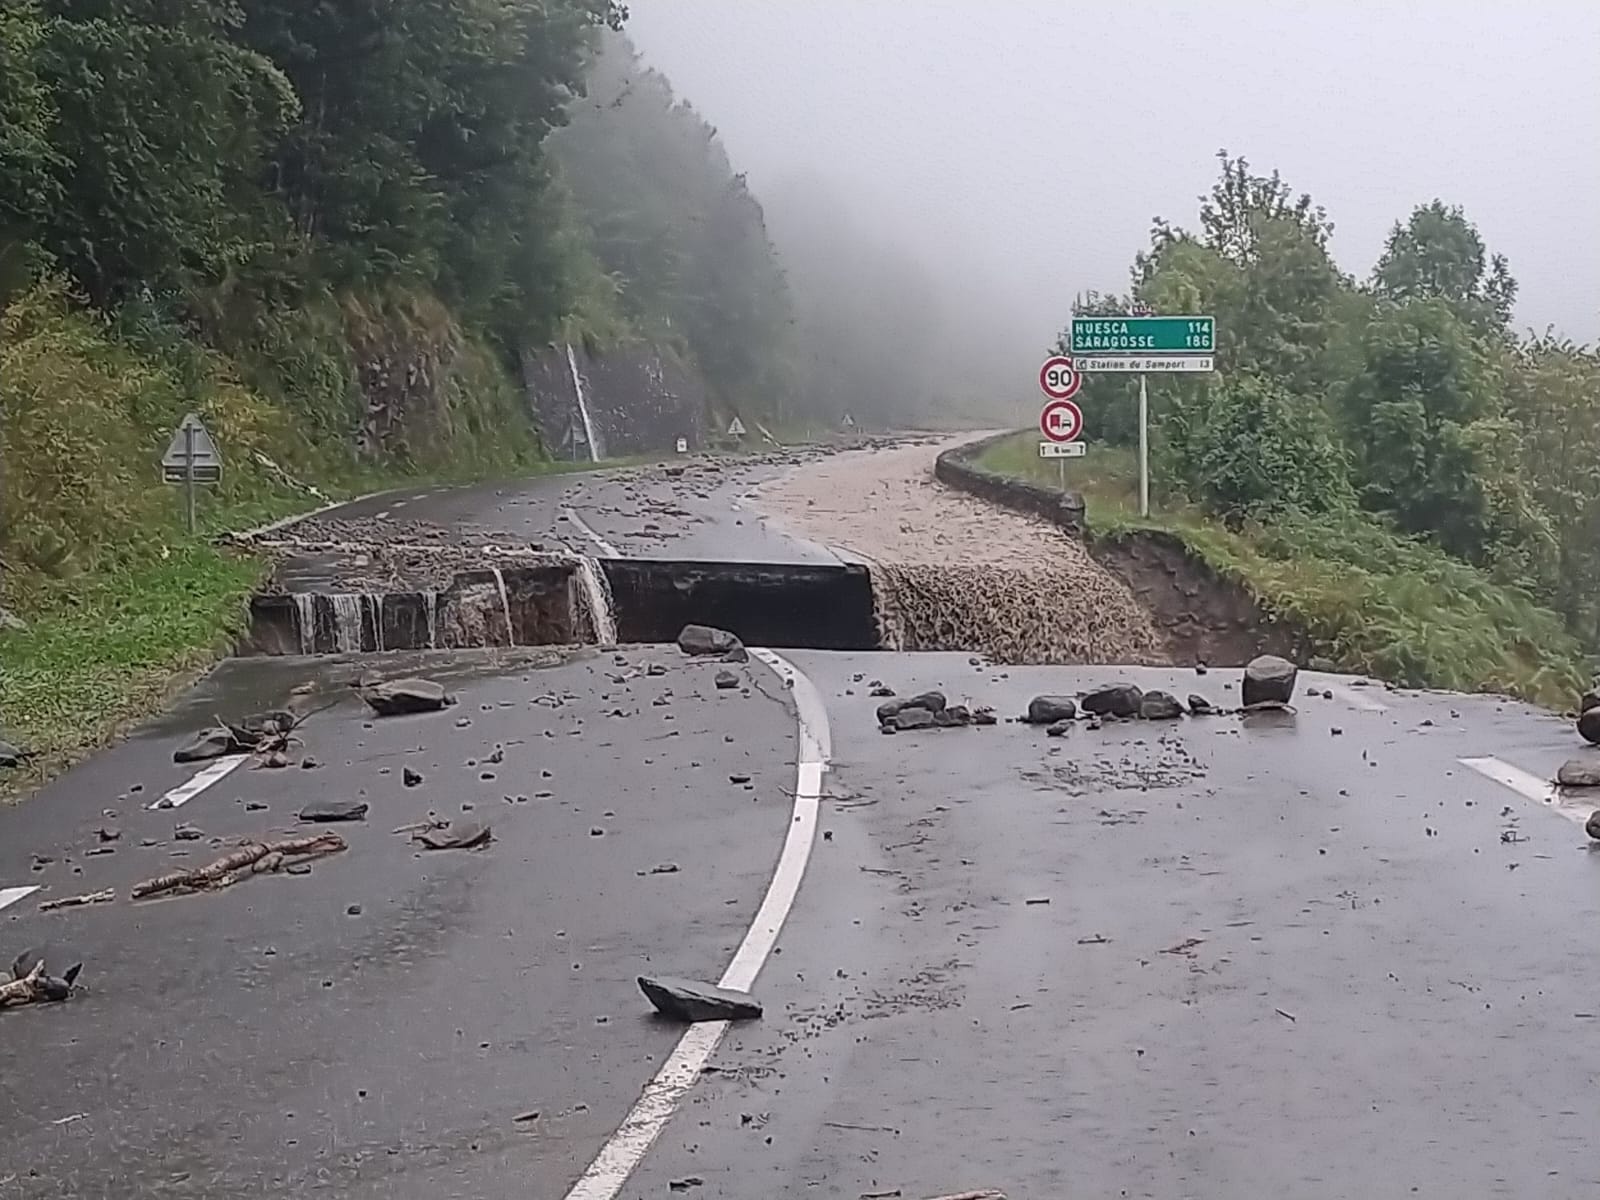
[752,437,1164,664]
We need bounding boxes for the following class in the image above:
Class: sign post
[1068,314,1216,517]
[1038,394,1085,489]
[161,413,222,533]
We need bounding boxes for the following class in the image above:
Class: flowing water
[565,342,604,462]
[572,556,617,645]
[294,593,317,655]
[421,590,438,649]
[489,566,514,645]
[330,593,366,653]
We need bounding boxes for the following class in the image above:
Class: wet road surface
[6,448,1600,1198]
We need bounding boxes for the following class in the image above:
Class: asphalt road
[5,451,1600,1199]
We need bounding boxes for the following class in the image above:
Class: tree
[1342,297,1543,563]
[1161,374,1354,522]
[1371,201,1518,335]
[1194,149,1334,265]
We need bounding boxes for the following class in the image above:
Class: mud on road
[750,437,1165,665]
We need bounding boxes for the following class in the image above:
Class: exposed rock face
[520,341,711,458]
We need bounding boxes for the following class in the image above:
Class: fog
[626,0,1600,416]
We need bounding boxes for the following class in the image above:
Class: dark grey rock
[971,707,998,726]
[876,691,947,724]
[1045,718,1073,737]
[1187,694,1216,715]
[890,707,937,731]
[174,727,240,763]
[714,670,740,690]
[362,678,454,716]
[413,821,492,850]
[1557,759,1600,788]
[677,624,743,658]
[868,684,895,698]
[1024,695,1077,724]
[1082,683,1143,718]
[1243,655,1298,707]
[1588,810,1600,842]
[1582,686,1600,715]
[173,823,204,841]
[0,737,30,768]
[1580,706,1600,746]
[230,710,296,747]
[934,705,974,728]
[637,975,762,1022]
[403,766,424,787]
[1139,690,1184,720]
[298,800,369,823]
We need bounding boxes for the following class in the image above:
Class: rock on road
[2,437,1598,1199]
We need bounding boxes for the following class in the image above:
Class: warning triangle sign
[160,412,222,482]
[727,416,746,436]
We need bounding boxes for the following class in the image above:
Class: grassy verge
[973,430,1586,706]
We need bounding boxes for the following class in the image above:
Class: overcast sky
[626,0,1600,355]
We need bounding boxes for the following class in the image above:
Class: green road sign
[1070,315,1214,355]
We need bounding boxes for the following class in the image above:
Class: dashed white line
[562,507,621,558]
[145,754,249,810]
[0,885,40,912]
[1460,755,1596,830]
[561,648,830,1200]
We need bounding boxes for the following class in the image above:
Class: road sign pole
[1137,373,1150,518]
[183,423,197,534]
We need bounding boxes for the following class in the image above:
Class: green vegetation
[977,431,1583,704]
[0,2,816,777]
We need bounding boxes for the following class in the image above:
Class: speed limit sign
[1038,355,1081,401]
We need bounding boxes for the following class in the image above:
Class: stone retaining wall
[933,432,1086,532]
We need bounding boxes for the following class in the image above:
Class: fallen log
[0,959,82,1007]
[38,888,115,912]
[132,833,346,899]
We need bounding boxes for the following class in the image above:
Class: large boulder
[1242,655,1298,707]
[1081,683,1143,718]
[877,691,946,724]
[887,707,936,732]
[361,678,454,716]
[1023,696,1076,725]
[1139,690,1184,720]
[1580,706,1600,746]
[1557,759,1600,789]
[1187,694,1216,716]
[637,975,762,1022]
[677,624,746,661]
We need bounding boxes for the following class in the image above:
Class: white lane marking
[561,648,830,1200]
[0,886,40,912]
[562,506,621,558]
[145,755,249,810]
[1460,755,1596,830]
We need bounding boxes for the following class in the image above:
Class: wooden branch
[38,888,114,912]
[132,833,346,899]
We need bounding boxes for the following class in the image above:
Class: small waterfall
[294,593,317,655]
[373,595,386,652]
[330,593,365,653]
[489,566,514,646]
[573,556,617,645]
[565,342,604,462]
[422,590,438,649]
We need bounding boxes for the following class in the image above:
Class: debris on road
[640,862,680,876]
[38,888,115,912]
[132,834,347,898]
[1587,810,1600,842]
[173,726,240,763]
[173,822,204,841]
[677,624,748,662]
[412,821,492,850]
[361,678,455,716]
[1187,694,1216,715]
[0,957,83,1008]
[714,669,740,689]
[1556,759,1600,788]
[1045,719,1072,738]
[0,737,32,769]
[1139,690,1184,720]
[1022,695,1076,724]
[298,800,369,823]
[1081,683,1142,718]
[877,691,946,723]
[920,1191,1006,1200]
[1243,655,1298,708]
[884,707,936,732]
[637,975,762,1022]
